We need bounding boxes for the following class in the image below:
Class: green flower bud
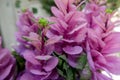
[38,18,48,27]
[21,8,27,12]
[106,9,113,13]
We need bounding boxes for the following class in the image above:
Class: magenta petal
[43,57,58,72]
[68,23,87,34]
[23,50,39,65]
[51,7,64,19]
[45,36,63,46]
[91,50,107,64]
[57,19,68,30]
[54,0,67,14]
[92,16,106,30]
[19,72,34,80]
[63,46,82,55]
[73,28,87,43]
[65,11,74,22]
[46,30,57,38]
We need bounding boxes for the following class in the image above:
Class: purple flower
[0,37,15,80]
[46,0,87,68]
[84,2,120,80]
[17,32,59,80]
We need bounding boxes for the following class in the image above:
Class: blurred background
[0,0,120,79]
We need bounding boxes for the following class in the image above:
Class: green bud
[21,8,27,12]
[38,18,48,27]
[106,9,113,13]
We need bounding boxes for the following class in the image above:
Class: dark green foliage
[107,0,120,10]
[32,7,38,14]
[53,52,76,80]
[12,51,25,73]
[54,52,89,80]
[39,0,55,15]
[15,0,21,8]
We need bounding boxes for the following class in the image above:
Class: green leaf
[57,68,66,78]
[59,55,67,62]
[55,52,76,80]
[39,0,55,15]
[63,62,69,70]
[66,67,75,80]
[76,53,87,70]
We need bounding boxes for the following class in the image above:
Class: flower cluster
[15,10,59,80]
[83,1,120,80]
[1,0,120,80]
[13,0,120,80]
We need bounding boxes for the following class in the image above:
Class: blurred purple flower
[0,37,16,80]
[46,0,87,68]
